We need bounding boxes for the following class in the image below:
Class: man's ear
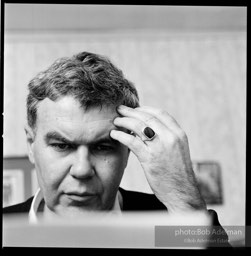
[24,125,35,164]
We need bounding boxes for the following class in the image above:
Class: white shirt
[29,188,122,223]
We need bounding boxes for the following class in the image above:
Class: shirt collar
[29,189,44,223]
[29,188,122,223]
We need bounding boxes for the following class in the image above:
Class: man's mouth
[65,192,97,203]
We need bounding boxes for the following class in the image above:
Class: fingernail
[113,117,118,123]
[117,105,126,110]
[110,130,118,137]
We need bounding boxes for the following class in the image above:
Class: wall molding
[5,5,247,32]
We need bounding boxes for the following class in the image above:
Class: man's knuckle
[127,135,138,148]
[179,131,187,141]
[168,134,178,145]
[157,109,167,116]
[137,121,146,131]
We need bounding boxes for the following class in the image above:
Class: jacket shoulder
[3,197,34,214]
[119,187,166,211]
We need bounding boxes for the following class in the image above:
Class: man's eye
[95,145,114,152]
[51,143,73,151]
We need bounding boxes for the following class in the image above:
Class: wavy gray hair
[27,51,139,129]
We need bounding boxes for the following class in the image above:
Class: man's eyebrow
[44,131,119,145]
[44,132,73,144]
[91,136,119,146]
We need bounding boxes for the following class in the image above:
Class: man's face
[27,96,129,217]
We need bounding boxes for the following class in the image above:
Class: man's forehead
[35,97,120,141]
[36,97,118,124]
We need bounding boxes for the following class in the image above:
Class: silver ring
[142,126,156,141]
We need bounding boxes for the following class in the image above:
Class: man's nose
[70,146,94,179]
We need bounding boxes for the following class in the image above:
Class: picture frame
[193,161,223,205]
[3,169,25,208]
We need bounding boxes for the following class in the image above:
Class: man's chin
[60,205,103,215]
[43,204,106,221]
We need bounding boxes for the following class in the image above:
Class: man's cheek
[98,157,121,177]
[35,155,63,189]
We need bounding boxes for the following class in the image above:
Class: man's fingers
[116,105,167,132]
[110,130,146,156]
[118,105,184,138]
[113,116,168,142]
[138,106,181,129]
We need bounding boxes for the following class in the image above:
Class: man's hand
[110,105,207,213]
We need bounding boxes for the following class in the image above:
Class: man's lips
[65,192,97,203]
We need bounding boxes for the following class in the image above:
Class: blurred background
[3,4,246,236]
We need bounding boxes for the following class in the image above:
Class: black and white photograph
[2,3,247,249]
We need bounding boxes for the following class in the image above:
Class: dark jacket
[3,187,167,214]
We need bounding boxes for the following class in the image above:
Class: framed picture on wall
[193,161,223,205]
[3,157,35,201]
[3,169,25,208]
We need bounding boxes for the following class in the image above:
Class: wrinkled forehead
[37,97,117,119]
[35,97,119,135]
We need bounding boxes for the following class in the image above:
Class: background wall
[3,5,246,228]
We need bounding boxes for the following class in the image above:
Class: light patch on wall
[3,169,25,207]
[193,161,223,205]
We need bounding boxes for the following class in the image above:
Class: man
[3,51,229,246]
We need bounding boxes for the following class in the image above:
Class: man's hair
[27,51,139,129]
